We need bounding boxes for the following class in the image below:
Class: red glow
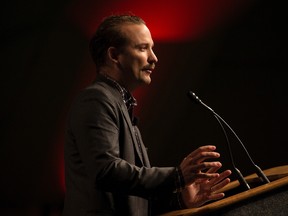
[66,0,252,41]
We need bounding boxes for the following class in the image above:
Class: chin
[143,78,151,85]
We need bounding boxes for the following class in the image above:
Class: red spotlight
[66,0,252,41]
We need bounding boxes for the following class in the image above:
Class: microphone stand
[187,91,270,190]
[213,114,251,190]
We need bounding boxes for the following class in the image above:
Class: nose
[148,49,158,64]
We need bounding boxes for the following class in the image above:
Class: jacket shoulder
[76,80,122,105]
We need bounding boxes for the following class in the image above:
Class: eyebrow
[135,42,154,48]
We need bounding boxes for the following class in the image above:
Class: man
[63,14,231,216]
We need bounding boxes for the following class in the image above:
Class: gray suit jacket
[63,76,178,216]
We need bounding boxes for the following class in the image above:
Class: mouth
[142,67,154,74]
[143,69,152,74]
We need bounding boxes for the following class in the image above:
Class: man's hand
[181,167,231,208]
[179,145,232,208]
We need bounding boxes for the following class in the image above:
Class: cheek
[120,52,146,71]
[134,54,147,67]
[129,56,145,71]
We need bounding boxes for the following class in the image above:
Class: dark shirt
[102,74,138,125]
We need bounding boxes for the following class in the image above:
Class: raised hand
[181,167,231,208]
[179,145,232,208]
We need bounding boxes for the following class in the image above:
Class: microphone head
[187,91,202,103]
[187,90,214,112]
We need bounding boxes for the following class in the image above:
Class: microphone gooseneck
[187,91,270,190]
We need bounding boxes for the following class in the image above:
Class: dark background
[1,0,287,215]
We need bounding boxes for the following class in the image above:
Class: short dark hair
[89,14,145,71]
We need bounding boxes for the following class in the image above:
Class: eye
[136,44,149,52]
[139,46,148,51]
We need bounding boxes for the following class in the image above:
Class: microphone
[187,91,270,190]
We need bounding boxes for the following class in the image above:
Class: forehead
[120,23,153,45]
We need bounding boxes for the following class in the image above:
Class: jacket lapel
[120,103,145,165]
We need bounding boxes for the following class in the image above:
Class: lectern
[161,165,288,216]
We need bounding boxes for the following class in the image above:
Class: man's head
[89,15,145,69]
[89,14,158,91]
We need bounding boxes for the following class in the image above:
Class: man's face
[117,23,158,91]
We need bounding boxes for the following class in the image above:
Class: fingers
[212,177,231,193]
[208,180,230,201]
[210,170,232,185]
[186,145,219,163]
[180,145,232,186]
[181,162,222,184]
[198,162,222,174]
[210,170,232,192]
[182,145,220,166]
[187,161,222,172]
[207,170,231,202]
[206,166,222,174]
[184,145,216,161]
[180,145,225,185]
[208,192,225,201]
[188,166,220,179]
[188,145,216,157]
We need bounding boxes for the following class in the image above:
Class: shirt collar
[100,74,137,111]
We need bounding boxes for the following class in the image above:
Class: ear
[107,47,120,64]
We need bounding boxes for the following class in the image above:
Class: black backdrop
[1,0,287,215]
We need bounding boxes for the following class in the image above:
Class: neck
[99,67,137,92]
